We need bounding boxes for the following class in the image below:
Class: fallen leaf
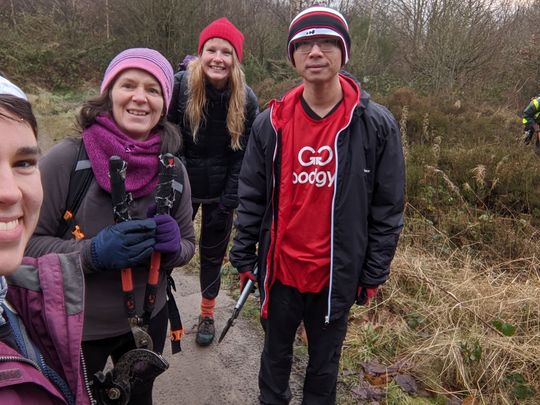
[365,374,389,386]
[361,361,388,375]
[350,381,385,401]
[462,396,480,405]
[393,374,418,394]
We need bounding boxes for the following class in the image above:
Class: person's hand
[523,128,534,145]
[91,219,156,271]
[207,205,231,231]
[238,266,257,293]
[153,214,181,254]
[356,286,378,306]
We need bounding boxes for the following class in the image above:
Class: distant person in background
[25,48,196,404]
[168,17,258,346]
[230,6,405,404]
[0,77,92,404]
[522,93,540,146]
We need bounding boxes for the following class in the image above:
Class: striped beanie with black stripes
[287,6,351,66]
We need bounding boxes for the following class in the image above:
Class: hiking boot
[196,316,215,346]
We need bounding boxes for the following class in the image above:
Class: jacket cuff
[82,240,101,274]
[237,265,254,274]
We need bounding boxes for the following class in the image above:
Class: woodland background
[2,0,540,404]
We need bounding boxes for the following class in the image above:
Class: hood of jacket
[269,72,366,130]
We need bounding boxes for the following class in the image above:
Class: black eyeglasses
[294,39,340,54]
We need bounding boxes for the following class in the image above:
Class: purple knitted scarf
[82,114,161,198]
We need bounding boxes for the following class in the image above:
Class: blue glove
[91,219,156,271]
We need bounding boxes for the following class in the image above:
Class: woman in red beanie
[168,17,259,346]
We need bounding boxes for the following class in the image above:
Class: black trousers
[259,281,349,405]
[192,202,234,300]
[83,305,169,405]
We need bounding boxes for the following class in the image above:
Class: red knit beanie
[198,17,245,62]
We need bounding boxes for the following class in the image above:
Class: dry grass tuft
[343,242,540,404]
[471,165,487,188]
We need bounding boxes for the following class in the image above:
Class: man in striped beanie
[230,4,405,404]
[287,5,351,66]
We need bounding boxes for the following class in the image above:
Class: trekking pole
[109,156,153,350]
[218,265,258,343]
[109,156,136,319]
[143,153,176,324]
[143,153,184,354]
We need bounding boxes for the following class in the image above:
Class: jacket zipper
[261,110,280,317]
[0,354,41,369]
[81,350,96,404]
[326,105,359,326]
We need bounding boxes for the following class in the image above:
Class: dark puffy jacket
[168,71,259,209]
[0,254,92,404]
[230,76,405,323]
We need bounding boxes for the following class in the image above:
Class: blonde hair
[185,49,247,151]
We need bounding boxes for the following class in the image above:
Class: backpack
[55,139,185,354]
[177,54,196,72]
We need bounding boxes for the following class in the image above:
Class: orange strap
[170,328,184,342]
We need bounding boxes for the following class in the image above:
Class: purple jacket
[0,254,92,404]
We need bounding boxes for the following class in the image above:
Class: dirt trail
[153,269,304,405]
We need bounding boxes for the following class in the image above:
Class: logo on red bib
[293,145,335,188]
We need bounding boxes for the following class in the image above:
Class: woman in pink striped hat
[26,48,196,404]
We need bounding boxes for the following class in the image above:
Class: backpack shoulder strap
[168,71,188,126]
[55,140,94,239]
[165,159,185,354]
[170,158,185,216]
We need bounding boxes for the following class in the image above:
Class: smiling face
[0,108,42,275]
[293,37,342,85]
[201,38,235,89]
[110,68,164,141]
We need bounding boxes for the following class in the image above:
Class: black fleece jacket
[168,71,259,210]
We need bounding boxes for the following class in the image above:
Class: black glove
[91,219,156,271]
[207,205,231,231]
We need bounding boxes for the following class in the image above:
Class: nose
[0,165,22,206]
[214,51,225,61]
[308,43,324,56]
[132,86,147,103]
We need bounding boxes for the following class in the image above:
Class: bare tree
[390,0,510,95]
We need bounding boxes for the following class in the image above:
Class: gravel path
[153,268,304,405]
